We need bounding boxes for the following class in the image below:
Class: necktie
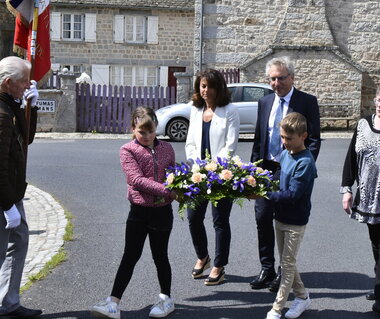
[269,98,285,159]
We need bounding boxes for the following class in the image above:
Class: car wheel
[167,118,189,142]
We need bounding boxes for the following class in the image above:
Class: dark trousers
[111,204,173,298]
[368,223,380,300]
[187,198,233,267]
[254,164,280,272]
[254,197,276,271]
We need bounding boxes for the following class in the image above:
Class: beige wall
[51,6,194,74]
[197,0,380,118]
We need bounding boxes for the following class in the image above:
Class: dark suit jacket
[250,88,321,166]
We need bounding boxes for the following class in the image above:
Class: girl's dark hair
[131,107,158,134]
[191,69,231,108]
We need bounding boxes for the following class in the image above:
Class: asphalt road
[22,137,379,319]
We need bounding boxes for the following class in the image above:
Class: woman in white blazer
[185,69,240,286]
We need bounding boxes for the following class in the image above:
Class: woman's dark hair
[191,69,231,108]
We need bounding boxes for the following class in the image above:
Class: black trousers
[254,165,281,272]
[111,204,173,298]
[187,198,233,267]
[367,223,380,300]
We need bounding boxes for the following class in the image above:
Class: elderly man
[250,56,321,293]
[0,56,41,318]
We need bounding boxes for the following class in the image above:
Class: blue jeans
[0,201,29,314]
[187,198,233,267]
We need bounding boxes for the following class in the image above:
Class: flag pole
[24,0,39,161]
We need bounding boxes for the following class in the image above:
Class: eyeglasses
[374,98,380,105]
[269,74,290,82]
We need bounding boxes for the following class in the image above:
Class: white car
[156,82,273,142]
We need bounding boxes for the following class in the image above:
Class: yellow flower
[232,155,243,167]
[219,169,233,181]
[205,161,218,171]
[191,172,204,183]
[247,175,256,187]
[166,173,174,185]
[256,167,264,174]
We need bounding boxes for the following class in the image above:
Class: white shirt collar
[275,86,294,105]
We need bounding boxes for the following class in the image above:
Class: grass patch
[20,208,74,294]
[63,210,74,241]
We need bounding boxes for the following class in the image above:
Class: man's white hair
[265,56,295,77]
[0,56,31,86]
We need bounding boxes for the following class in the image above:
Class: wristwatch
[340,186,352,194]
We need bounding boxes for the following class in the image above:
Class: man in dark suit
[250,56,321,292]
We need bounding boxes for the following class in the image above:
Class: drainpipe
[199,0,204,72]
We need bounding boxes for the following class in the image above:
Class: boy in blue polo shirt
[265,112,317,319]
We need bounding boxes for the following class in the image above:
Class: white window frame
[62,64,83,76]
[110,65,158,87]
[114,15,158,44]
[51,12,96,42]
[62,13,84,41]
[125,15,146,43]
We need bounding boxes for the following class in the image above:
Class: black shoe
[373,300,380,313]
[192,256,211,278]
[0,306,42,318]
[366,291,376,301]
[204,267,225,286]
[250,269,276,290]
[268,267,281,293]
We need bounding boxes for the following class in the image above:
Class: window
[50,12,96,42]
[114,15,158,44]
[62,14,84,40]
[110,66,158,87]
[125,16,145,43]
[242,87,267,102]
[63,65,83,76]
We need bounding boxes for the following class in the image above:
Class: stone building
[0,0,195,88]
[195,0,380,121]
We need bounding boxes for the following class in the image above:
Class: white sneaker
[149,293,175,318]
[285,295,311,318]
[92,297,120,319]
[266,309,281,319]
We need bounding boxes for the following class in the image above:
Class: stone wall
[195,0,380,120]
[0,2,15,59]
[51,6,194,75]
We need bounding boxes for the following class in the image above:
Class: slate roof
[50,0,194,11]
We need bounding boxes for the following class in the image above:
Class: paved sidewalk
[22,185,67,287]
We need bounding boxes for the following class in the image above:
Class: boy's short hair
[280,112,307,136]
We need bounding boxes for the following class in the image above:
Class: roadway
[21,137,378,319]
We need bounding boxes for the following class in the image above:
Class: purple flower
[217,157,229,168]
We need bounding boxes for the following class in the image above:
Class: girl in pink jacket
[92,107,177,319]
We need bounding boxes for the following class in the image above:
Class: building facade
[195,0,380,118]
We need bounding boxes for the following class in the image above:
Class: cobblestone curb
[22,185,67,287]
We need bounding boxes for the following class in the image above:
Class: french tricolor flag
[7,0,51,83]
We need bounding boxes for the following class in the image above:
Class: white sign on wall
[36,99,56,113]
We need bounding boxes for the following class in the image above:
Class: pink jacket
[120,139,175,207]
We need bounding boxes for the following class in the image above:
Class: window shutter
[85,13,96,42]
[92,64,109,86]
[159,66,168,87]
[50,12,61,41]
[114,15,125,43]
[51,63,60,71]
[147,16,158,44]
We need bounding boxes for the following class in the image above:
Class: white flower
[207,189,211,194]
[232,155,241,163]
[191,164,200,173]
